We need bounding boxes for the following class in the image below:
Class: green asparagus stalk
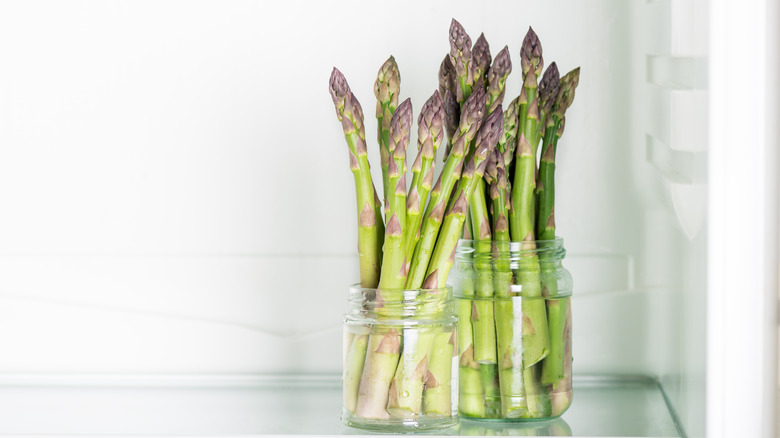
[355,328,402,419]
[469,41,512,366]
[406,86,486,290]
[497,29,550,419]
[385,95,445,418]
[498,96,520,184]
[387,326,436,418]
[439,57,459,160]
[469,185,495,365]
[343,333,368,413]
[329,68,384,289]
[411,91,487,417]
[422,330,457,416]
[354,100,412,420]
[536,67,581,243]
[534,62,561,249]
[374,56,401,204]
[486,46,512,114]
[442,90,460,161]
[378,98,413,291]
[423,107,503,415]
[510,29,549,365]
[449,19,475,105]
[469,185,493,366]
[403,91,444,270]
[550,300,573,416]
[537,62,561,136]
[538,67,579,388]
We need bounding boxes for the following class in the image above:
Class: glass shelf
[0,374,680,437]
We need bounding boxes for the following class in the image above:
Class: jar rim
[346,285,455,320]
[348,284,453,293]
[456,237,565,255]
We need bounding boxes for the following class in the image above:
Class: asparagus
[472,33,491,89]
[385,95,445,418]
[439,58,459,160]
[355,328,402,419]
[374,56,401,204]
[329,68,384,289]
[343,333,368,413]
[378,98,413,292]
[498,96,520,181]
[469,41,511,366]
[438,55,458,108]
[469,177,495,366]
[355,100,413,420]
[422,108,504,415]
[538,67,580,388]
[476,148,510,417]
[496,28,551,418]
[449,19,475,104]
[512,28,548,365]
[422,330,457,416]
[550,301,573,416]
[463,149,495,415]
[534,62,561,250]
[406,87,486,290]
[537,62,561,134]
[442,90,460,156]
[486,46,512,114]
[404,91,445,268]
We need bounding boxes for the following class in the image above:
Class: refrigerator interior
[0,0,721,436]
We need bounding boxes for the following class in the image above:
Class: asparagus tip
[521,26,543,76]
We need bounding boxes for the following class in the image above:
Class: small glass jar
[451,238,573,420]
[342,285,458,431]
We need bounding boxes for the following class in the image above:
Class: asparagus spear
[355,328,402,419]
[550,301,573,416]
[513,27,543,146]
[439,57,459,160]
[329,68,384,289]
[486,46,512,114]
[442,90,460,160]
[469,42,511,366]
[472,33,491,89]
[354,99,413,420]
[385,95,445,418]
[498,28,550,418]
[438,55,457,107]
[538,67,579,388]
[498,96,520,181]
[537,62,561,134]
[422,108,504,415]
[406,86,486,290]
[379,99,413,288]
[374,56,401,204]
[343,333,368,413]
[449,19,474,104]
[404,91,444,271]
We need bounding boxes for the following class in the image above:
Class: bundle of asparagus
[438,21,581,419]
[331,47,502,425]
[331,18,580,425]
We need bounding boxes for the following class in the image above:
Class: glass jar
[342,286,458,431]
[451,238,573,420]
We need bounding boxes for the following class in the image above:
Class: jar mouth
[347,285,454,319]
[456,237,566,260]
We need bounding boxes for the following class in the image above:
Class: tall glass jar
[342,286,458,431]
[451,238,573,420]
